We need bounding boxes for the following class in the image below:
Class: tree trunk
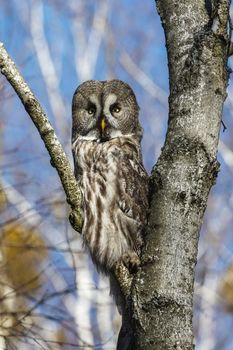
[129,1,230,349]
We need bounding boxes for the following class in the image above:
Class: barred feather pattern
[72,135,148,273]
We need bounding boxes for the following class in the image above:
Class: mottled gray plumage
[72,79,148,270]
[72,79,148,349]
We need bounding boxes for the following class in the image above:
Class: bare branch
[71,0,109,81]
[30,1,68,135]
[0,42,127,348]
[120,51,168,106]
[0,43,82,232]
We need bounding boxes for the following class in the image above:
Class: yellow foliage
[55,326,69,347]
[0,183,7,212]
[219,264,233,311]
[1,224,48,295]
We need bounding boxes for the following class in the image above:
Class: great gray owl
[71,79,148,349]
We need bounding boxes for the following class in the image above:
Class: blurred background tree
[1,1,233,349]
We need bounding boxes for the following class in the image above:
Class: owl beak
[99,117,108,141]
[100,117,107,131]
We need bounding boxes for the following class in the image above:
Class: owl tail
[109,274,135,349]
[117,322,134,350]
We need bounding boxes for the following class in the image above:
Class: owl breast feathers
[72,80,148,273]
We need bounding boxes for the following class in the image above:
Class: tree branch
[0,42,82,232]
[0,42,132,308]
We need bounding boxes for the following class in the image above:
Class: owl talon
[141,253,159,265]
[122,252,141,273]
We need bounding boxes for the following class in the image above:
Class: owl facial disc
[72,79,141,143]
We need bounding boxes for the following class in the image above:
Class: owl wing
[72,145,81,181]
[115,140,148,251]
[119,154,148,222]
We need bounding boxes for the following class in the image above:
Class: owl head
[72,80,143,143]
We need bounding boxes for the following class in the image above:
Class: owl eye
[87,105,96,115]
[111,104,121,114]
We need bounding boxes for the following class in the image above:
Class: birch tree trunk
[128,1,231,349]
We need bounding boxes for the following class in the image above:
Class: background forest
[1,1,233,349]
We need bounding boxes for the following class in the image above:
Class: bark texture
[126,1,230,349]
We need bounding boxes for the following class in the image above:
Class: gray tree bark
[125,1,231,349]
